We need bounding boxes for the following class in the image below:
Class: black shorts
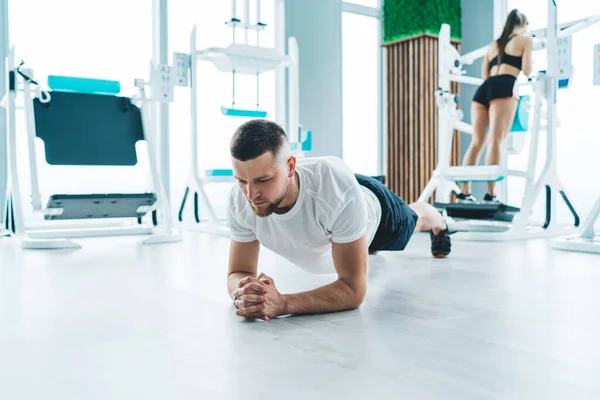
[355,174,418,253]
[472,74,518,108]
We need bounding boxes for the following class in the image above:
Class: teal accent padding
[510,95,530,133]
[485,95,530,134]
[33,92,143,166]
[221,106,267,118]
[301,130,312,151]
[206,169,233,177]
[47,75,121,95]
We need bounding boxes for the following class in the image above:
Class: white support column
[0,0,9,235]
[435,24,453,203]
[231,0,237,20]
[137,81,182,244]
[274,0,287,131]
[22,83,42,211]
[493,0,508,38]
[288,37,300,146]
[152,0,171,203]
[376,0,384,176]
[188,25,219,225]
[243,0,250,43]
[255,0,261,24]
[190,26,199,180]
[6,48,26,237]
[494,0,509,203]
[545,0,559,225]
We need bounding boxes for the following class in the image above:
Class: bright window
[342,12,380,176]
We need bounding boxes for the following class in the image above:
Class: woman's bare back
[487,34,529,77]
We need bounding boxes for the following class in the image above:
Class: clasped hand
[233,273,283,320]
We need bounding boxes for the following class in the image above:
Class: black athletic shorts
[472,74,518,108]
[355,174,419,253]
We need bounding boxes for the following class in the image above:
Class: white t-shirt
[227,156,382,274]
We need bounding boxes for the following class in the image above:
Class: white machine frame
[170,0,302,236]
[419,0,600,241]
[0,0,8,238]
[0,124,7,237]
[551,197,600,254]
[2,46,182,249]
[0,174,6,238]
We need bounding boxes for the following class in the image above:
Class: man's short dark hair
[230,119,288,161]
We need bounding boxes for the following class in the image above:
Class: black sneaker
[456,193,477,203]
[430,226,451,258]
[483,193,501,204]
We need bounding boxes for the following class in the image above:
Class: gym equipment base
[448,222,578,241]
[44,193,157,220]
[18,227,181,249]
[551,235,600,254]
[434,201,520,223]
[434,201,579,241]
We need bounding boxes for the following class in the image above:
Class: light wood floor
[1,230,599,399]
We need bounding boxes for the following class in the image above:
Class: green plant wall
[383,0,462,44]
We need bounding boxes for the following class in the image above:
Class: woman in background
[457,9,533,203]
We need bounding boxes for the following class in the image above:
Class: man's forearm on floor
[280,279,366,316]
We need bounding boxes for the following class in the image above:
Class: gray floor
[1,230,600,400]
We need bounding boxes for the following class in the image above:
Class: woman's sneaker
[483,193,501,204]
[456,193,477,203]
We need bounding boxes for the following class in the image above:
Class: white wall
[285,0,344,158]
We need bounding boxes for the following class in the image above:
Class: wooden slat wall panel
[418,38,424,198]
[408,40,413,201]
[385,35,461,203]
[433,37,438,197]
[393,44,399,192]
[392,43,396,195]
[424,37,430,195]
[396,43,401,193]
[390,44,395,191]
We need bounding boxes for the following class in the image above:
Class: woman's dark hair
[230,119,288,161]
[497,9,528,64]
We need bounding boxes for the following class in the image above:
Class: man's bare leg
[409,202,447,235]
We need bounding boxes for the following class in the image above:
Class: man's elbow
[351,288,366,308]
[341,279,367,309]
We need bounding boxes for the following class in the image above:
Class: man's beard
[251,180,289,217]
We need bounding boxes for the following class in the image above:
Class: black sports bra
[489,35,523,71]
